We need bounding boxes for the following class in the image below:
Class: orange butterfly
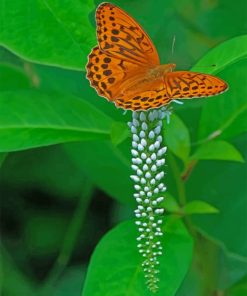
[86,3,228,111]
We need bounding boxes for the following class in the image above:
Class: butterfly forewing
[96,3,160,66]
[86,46,147,101]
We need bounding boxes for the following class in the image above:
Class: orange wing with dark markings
[96,2,160,66]
[164,71,228,99]
[86,3,228,111]
[114,71,228,110]
[86,46,149,102]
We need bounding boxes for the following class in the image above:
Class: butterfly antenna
[171,35,176,57]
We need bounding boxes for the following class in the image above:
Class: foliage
[0,0,246,296]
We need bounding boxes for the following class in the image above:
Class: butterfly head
[150,63,176,79]
[161,63,176,73]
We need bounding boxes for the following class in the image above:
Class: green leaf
[198,49,247,141]
[163,192,180,213]
[191,140,244,163]
[110,122,130,146]
[221,252,247,291]
[192,35,247,74]
[0,0,96,70]
[33,63,131,123]
[187,134,247,258]
[0,90,113,152]
[176,232,247,295]
[227,276,247,296]
[183,200,219,215]
[164,114,191,163]
[0,63,31,90]
[82,218,193,296]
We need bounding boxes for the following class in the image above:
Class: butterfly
[86,3,228,111]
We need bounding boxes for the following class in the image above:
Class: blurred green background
[0,0,246,295]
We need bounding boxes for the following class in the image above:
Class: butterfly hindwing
[115,89,171,111]
[114,71,228,111]
[165,71,228,99]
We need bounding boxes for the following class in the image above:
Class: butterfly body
[149,63,176,78]
[86,3,228,111]
[117,64,173,98]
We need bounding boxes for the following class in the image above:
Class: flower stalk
[128,107,170,293]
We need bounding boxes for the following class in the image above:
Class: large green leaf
[192,35,247,74]
[0,90,112,152]
[197,46,247,141]
[32,63,131,123]
[0,0,96,70]
[82,218,193,296]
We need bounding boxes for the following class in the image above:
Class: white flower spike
[128,107,168,292]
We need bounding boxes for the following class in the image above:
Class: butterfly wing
[96,3,160,66]
[86,46,148,101]
[87,46,169,110]
[87,3,228,111]
[115,88,170,111]
[114,71,228,111]
[164,71,228,99]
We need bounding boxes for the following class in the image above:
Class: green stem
[43,181,93,289]
[181,159,198,182]
[168,153,196,236]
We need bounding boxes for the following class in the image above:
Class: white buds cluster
[129,107,168,293]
